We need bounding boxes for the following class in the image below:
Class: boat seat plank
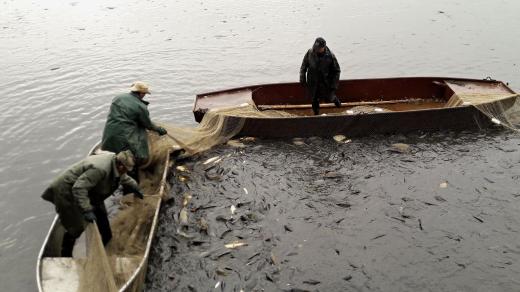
[195,89,253,112]
[41,257,141,292]
[41,258,81,292]
[444,79,514,96]
[258,99,428,111]
[444,80,517,107]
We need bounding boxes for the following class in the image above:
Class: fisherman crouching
[41,150,144,257]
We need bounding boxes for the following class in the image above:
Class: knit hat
[116,150,135,171]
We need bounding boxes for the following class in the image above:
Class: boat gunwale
[193,76,514,108]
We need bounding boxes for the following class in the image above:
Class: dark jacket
[101,92,161,160]
[299,47,341,97]
[42,153,139,212]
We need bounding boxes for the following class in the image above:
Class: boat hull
[236,105,491,138]
[193,77,515,137]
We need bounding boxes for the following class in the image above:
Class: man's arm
[329,53,341,89]
[137,107,156,130]
[137,107,167,135]
[300,50,310,85]
[71,168,106,212]
[120,174,144,199]
[120,174,139,193]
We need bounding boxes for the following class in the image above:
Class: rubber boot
[312,96,320,115]
[330,92,341,108]
[334,97,341,108]
[61,232,77,257]
[94,207,112,245]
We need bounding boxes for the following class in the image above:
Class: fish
[292,138,305,145]
[179,208,189,226]
[176,165,188,172]
[203,156,221,165]
[198,217,208,232]
[230,205,236,215]
[183,193,192,207]
[227,139,246,148]
[225,241,247,249]
[333,135,346,142]
[241,137,256,142]
[390,143,410,153]
[216,268,228,276]
[303,279,321,285]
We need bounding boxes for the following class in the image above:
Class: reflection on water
[1,0,519,290]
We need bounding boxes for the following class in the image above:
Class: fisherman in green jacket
[101,81,167,166]
[41,150,144,257]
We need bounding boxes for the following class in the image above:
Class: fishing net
[78,223,118,292]
[446,93,520,131]
[160,104,294,155]
[77,134,168,291]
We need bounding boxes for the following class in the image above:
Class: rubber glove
[134,189,144,200]
[83,211,97,222]
[156,127,167,136]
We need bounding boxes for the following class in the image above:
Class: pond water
[1,0,519,290]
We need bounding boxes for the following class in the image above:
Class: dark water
[1,0,520,290]
[146,129,520,292]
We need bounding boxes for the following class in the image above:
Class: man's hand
[156,127,167,136]
[299,74,306,85]
[134,189,144,200]
[83,211,97,223]
[123,187,144,200]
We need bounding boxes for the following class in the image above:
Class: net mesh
[79,223,118,292]
[160,104,294,155]
[446,93,520,131]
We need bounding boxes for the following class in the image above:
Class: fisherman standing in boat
[300,37,341,115]
[101,81,168,176]
[41,150,144,257]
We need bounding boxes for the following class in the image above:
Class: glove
[156,127,167,136]
[123,187,144,199]
[133,189,144,200]
[83,211,97,223]
[299,74,306,85]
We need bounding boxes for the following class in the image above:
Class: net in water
[446,92,520,131]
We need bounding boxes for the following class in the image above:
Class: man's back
[101,92,152,160]
[42,153,115,204]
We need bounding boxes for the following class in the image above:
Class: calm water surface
[0,0,519,290]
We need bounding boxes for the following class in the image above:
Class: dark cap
[313,37,326,49]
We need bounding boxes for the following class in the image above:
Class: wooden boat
[193,77,517,137]
[36,143,171,292]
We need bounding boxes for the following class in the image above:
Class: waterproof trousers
[60,206,112,257]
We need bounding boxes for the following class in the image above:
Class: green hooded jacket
[101,92,161,160]
[42,153,138,212]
